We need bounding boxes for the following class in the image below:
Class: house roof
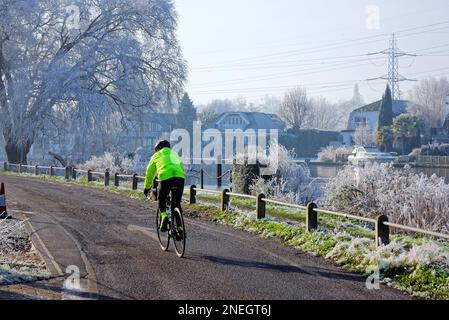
[209,112,285,131]
[352,99,409,115]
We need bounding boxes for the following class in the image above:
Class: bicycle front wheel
[156,208,170,251]
[172,208,186,258]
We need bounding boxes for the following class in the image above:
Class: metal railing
[416,155,449,167]
[188,185,449,248]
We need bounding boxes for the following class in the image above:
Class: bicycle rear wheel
[156,208,170,251]
[172,208,186,258]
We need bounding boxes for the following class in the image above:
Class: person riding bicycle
[143,140,185,235]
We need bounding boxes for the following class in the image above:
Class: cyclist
[143,140,185,236]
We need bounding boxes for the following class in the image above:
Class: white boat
[348,146,397,166]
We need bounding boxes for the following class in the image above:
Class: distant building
[347,99,410,132]
[206,112,285,132]
[119,112,176,152]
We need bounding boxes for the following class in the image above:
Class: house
[118,112,176,152]
[207,112,285,132]
[347,99,410,132]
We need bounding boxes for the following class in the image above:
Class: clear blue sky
[175,0,449,105]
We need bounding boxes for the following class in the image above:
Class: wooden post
[4,162,7,172]
[50,166,54,176]
[190,185,197,204]
[221,189,230,211]
[72,168,77,180]
[104,170,110,187]
[217,156,222,189]
[65,167,70,180]
[306,202,318,232]
[256,193,266,219]
[200,169,204,189]
[132,174,138,190]
[35,165,39,176]
[114,173,119,187]
[87,170,93,182]
[18,164,22,173]
[375,215,390,248]
[229,169,233,191]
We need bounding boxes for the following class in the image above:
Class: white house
[347,100,410,132]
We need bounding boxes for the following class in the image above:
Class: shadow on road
[201,255,365,283]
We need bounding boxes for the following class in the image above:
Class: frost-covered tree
[407,77,449,129]
[0,0,187,163]
[354,124,376,146]
[280,87,311,133]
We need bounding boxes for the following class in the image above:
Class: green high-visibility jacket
[144,148,185,189]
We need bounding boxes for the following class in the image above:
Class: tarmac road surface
[0,174,410,300]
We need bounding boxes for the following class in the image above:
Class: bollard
[375,215,390,248]
[221,189,230,211]
[19,164,22,173]
[200,169,204,189]
[50,166,54,177]
[35,165,39,176]
[306,202,318,232]
[114,173,119,187]
[65,167,70,180]
[256,193,266,219]
[217,156,222,189]
[104,170,110,187]
[3,162,7,172]
[72,168,77,180]
[87,170,93,182]
[132,174,138,190]
[190,185,197,204]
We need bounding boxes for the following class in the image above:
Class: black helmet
[154,140,170,152]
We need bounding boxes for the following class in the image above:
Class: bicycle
[155,191,186,258]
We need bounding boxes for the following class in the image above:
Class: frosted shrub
[317,146,353,163]
[325,163,449,233]
[249,143,321,204]
[80,151,148,174]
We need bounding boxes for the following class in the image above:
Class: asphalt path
[0,174,409,300]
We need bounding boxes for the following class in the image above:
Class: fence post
[217,156,222,189]
[35,165,39,176]
[19,164,22,173]
[50,166,54,177]
[87,170,93,182]
[221,189,230,211]
[72,168,77,180]
[132,174,138,190]
[65,167,70,180]
[306,202,318,232]
[114,173,119,187]
[190,185,197,204]
[4,162,7,172]
[229,169,233,191]
[200,169,204,189]
[104,170,110,187]
[256,193,266,219]
[375,215,390,248]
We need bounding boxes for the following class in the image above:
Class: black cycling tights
[158,177,185,214]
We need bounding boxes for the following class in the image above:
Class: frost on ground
[0,217,51,285]
[192,195,449,299]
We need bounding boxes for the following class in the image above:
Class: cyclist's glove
[144,188,151,198]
